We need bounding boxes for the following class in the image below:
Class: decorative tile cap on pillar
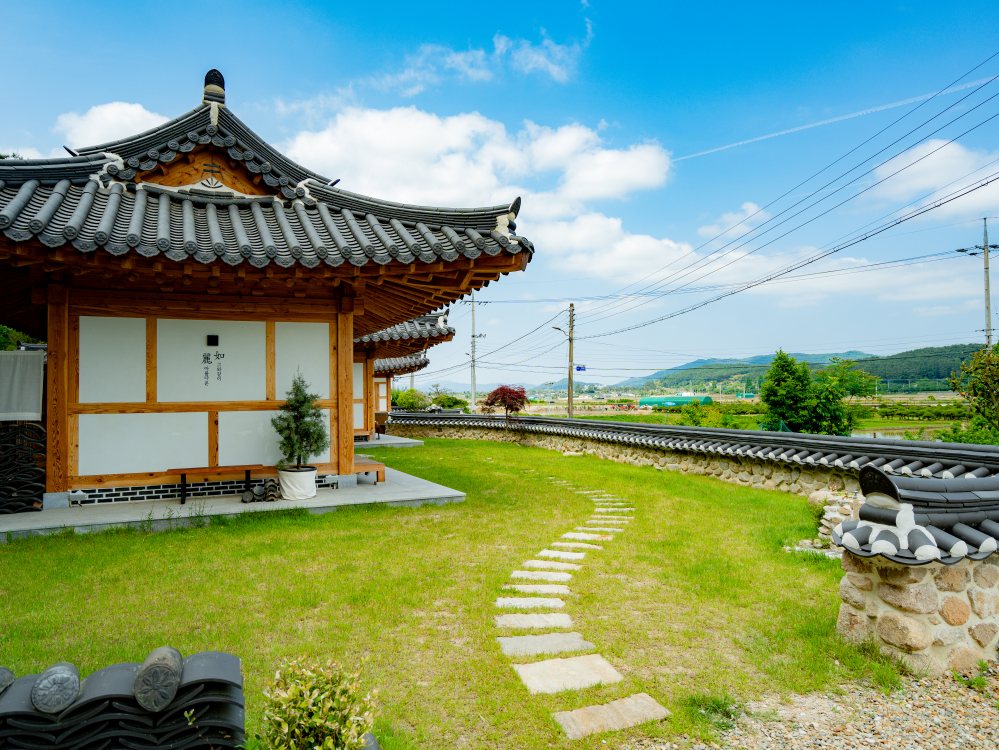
[832,465,999,565]
[203,69,225,106]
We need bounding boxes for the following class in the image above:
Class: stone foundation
[388,423,860,499]
[836,551,999,674]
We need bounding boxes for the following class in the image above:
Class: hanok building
[0,70,532,501]
[354,312,454,436]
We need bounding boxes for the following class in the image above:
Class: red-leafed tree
[483,385,529,419]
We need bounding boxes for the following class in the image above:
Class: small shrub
[262,657,378,750]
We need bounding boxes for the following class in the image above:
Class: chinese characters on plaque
[202,352,224,386]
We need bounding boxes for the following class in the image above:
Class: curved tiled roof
[0,174,531,270]
[0,72,533,271]
[831,466,999,566]
[355,313,454,346]
[374,353,430,376]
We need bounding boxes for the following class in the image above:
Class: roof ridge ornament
[203,69,226,107]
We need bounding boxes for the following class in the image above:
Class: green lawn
[0,439,884,748]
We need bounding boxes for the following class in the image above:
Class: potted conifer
[271,373,331,500]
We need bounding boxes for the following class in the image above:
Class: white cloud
[697,201,770,239]
[499,21,593,84]
[53,102,168,149]
[368,22,592,97]
[868,139,999,219]
[281,105,669,218]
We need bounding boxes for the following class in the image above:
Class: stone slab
[594,507,634,512]
[552,693,671,739]
[495,613,573,628]
[576,527,621,533]
[496,597,565,609]
[563,532,612,541]
[538,549,586,560]
[588,518,630,524]
[503,584,572,595]
[523,560,581,571]
[496,632,595,657]
[513,654,623,695]
[552,542,603,550]
[512,570,572,582]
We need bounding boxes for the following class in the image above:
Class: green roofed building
[638,396,713,407]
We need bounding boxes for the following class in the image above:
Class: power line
[579,164,999,339]
[569,52,999,325]
[576,78,999,327]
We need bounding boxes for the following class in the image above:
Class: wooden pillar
[328,321,339,474]
[336,304,354,475]
[46,284,69,493]
[366,350,376,434]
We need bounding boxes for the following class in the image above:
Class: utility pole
[567,303,575,419]
[986,219,992,348]
[469,290,486,413]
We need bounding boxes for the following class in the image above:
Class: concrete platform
[0,467,462,543]
[354,434,423,448]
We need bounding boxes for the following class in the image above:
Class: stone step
[563,532,612,541]
[523,560,581,571]
[551,542,603,550]
[496,631,595,657]
[512,570,572,582]
[594,507,635,512]
[587,518,630,524]
[513,654,623,695]
[495,613,573,629]
[503,584,571,595]
[552,693,672,739]
[576,527,621,534]
[538,549,586,560]
[496,597,565,609]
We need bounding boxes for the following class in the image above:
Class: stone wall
[388,423,860,499]
[837,552,999,674]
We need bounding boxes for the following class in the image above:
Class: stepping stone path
[497,631,594,657]
[491,477,670,740]
[503,584,571,595]
[496,597,565,609]
[538,549,586,560]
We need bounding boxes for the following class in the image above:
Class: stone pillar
[836,551,999,674]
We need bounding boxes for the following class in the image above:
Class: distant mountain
[614,351,875,388]
[528,377,597,392]
[409,380,537,394]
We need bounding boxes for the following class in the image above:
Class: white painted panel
[378,398,387,412]
[78,412,207,475]
[353,402,364,428]
[377,383,387,396]
[157,320,266,402]
[219,409,332,467]
[79,317,146,403]
[275,322,330,399]
[352,363,364,399]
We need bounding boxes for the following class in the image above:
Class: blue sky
[5,1,999,389]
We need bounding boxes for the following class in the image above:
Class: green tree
[396,388,429,410]
[807,358,879,436]
[271,372,330,469]
[760,350,814,431]
[948,345,999,431]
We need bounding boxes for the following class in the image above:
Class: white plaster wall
[78,412,207,475]
[352,362,364,399]
[219,409,331,466]
[353,402,364,428]
[79,317,146,403]
[275,322,330,399]
[157,320,266,402]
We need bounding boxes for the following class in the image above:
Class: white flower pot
[277,466,317,500]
